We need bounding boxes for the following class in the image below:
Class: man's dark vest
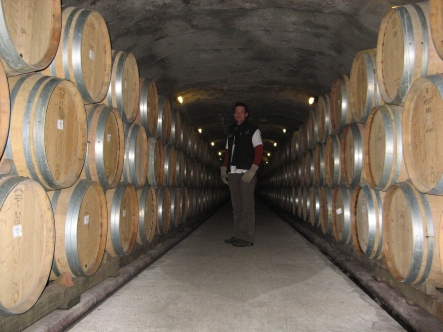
[227,119,257,171]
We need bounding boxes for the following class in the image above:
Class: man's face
[234,106,248,125]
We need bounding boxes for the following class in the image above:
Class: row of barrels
[0,69,220,192]
[267,2,443,197]
[259,1,443,311]
[275,2,443,159]
[0,0,228,319]
[259,180,443,290]
[266,72,443,196]
[0,173,228,316]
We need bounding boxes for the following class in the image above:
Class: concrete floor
[65,201,404,332]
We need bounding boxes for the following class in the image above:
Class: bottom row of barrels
[0,175,227,316]
[259,182,443,289]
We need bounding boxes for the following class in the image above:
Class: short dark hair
[233,102,249,114]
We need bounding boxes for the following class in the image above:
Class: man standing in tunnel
[221,102,263,247]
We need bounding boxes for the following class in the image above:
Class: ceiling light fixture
[308,97,315,105]
[211,142,215,146]
[282,128,286,133]
[177,96,183,104]
[274,142,277,147]
[198,128,202,133]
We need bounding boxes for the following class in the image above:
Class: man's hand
[241,164,258,183]
[221,166,229,185]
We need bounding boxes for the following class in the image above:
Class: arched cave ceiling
[62,0,421,156]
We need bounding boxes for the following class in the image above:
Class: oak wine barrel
[431,0,443,60]
[403,74,443,194]
[163,143,177,186]
[324,134,342,188]
[319,186,333,235]
[0,60,9,157]
[313,142,325,187]
[5,74,86,190]
[136,78,158,136]
[157,96,172,143]
[350,185,384,260]
[136,185,157,245]
[383,182,443,286]
[42,7,111,104]
[302,186,310,222]
[376,2,443,105]
[316,94,332,143]
[340,122,366,188]
[349,48,382,123]
[332,185,353,245]
[171,109,182,148]
[105,182,138,257]
[330,74,351,134]
[0,175,54,316]
[364,104,408,191]
[147,136,164,188]
[48,179,107,278]
[307,107,319,149]
[82,104,124,190]
[156,186,171,235]
[309,186,320,227]
[104,50,140,124]
[121,123,148,189]
[0,0,61,75]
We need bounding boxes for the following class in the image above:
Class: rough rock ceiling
[62,0,420,157]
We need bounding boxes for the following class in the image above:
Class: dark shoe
[232,239,254,247]
[224,236,238,244]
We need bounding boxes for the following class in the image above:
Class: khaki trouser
[228,173,257,243]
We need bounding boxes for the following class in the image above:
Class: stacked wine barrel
[0,1,228,317]
[259,0,443,292]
